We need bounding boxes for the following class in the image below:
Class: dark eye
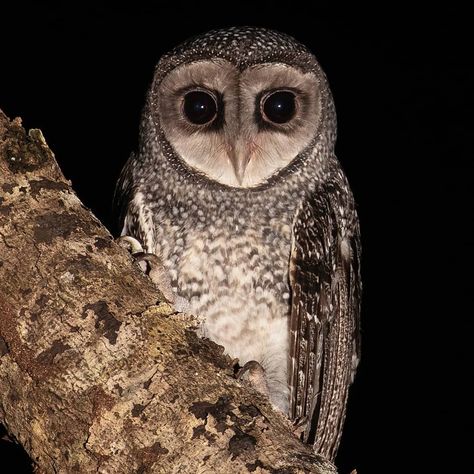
[183,90,217,125]
[261,90,297,124]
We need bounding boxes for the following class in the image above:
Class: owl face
[157,60,321,188]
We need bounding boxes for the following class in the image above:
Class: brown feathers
[289,180,361,460]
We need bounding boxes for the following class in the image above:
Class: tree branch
[0,110,336,473]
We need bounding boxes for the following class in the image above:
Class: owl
[115,27,361,461]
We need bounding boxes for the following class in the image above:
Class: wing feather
[113,152,156,253]
[289,179,361,461]
[113,152,137,235]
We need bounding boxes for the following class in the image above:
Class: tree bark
[0,109,337,474]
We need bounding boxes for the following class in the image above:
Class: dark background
[0,2,471,473]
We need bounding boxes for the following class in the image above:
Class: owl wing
[288,181,361,461]
[113,153,156,253]
[113,152,137,235]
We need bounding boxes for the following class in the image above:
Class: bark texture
[0,110,337,473]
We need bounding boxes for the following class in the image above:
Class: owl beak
[230,140,251,186]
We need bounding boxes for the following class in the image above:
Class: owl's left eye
[183,90,218,125]
[261,90,297,124]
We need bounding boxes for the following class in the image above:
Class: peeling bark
[0,109,337,473]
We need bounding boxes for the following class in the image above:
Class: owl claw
[292,415,309,439]
[116,235,144,254]
[236,360,270,398]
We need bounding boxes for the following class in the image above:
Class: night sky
[1,2,471,472]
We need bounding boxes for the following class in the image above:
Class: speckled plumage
[115,27,361,460]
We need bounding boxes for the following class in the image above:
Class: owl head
[144,27,335,189]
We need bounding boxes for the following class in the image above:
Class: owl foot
[236,360,270,398]
[135,253,190,312]
[116,236,190,312]
[292,415,309,439]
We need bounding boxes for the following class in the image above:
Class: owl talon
[292,415,309,439]
[236,360,270,398]
[116,235,144,254]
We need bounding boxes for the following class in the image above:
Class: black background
[0,2,471,473]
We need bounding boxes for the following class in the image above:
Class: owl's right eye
[183,90,218,125]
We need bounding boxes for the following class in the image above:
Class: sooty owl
[115,27,361,460]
